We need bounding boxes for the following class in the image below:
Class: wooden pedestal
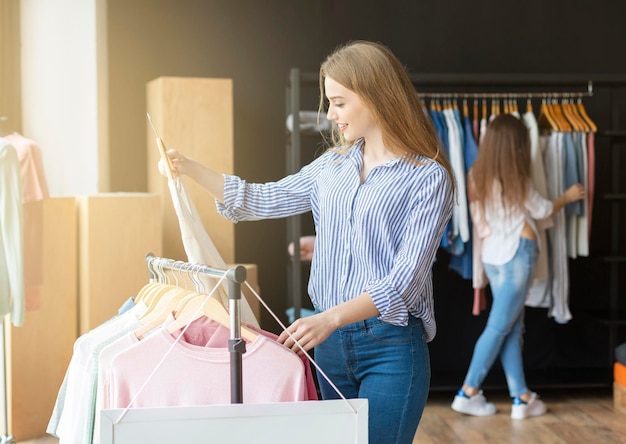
[7,197,77,440]
[76,193,162,334]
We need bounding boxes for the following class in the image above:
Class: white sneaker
[451,388,497,416]
[510,392,547,419]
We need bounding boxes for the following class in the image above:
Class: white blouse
[479,181,553,265]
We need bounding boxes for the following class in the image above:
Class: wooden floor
[15,388,626,444]
[414,387,626,444]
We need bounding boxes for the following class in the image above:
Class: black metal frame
[285,70,626,386]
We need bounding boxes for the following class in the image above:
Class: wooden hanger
[550,99,572,132]
[577,98,597,132]
[538,98,559,131]
[139,284,186,321]
[473,99,478,121]
[144,262,198,310]
[559,99,578,131]
[176,264,256,342]
[135,258,171,305]
[134,282,160,305]
[147,112,175,180]
[134,286,195,339]
[140,282,181,310]
[565,99,588,132]
[166,293,259,342]
[526,98,533,114]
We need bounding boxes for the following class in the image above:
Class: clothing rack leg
[227,269,247,404]
[0,320,14,444]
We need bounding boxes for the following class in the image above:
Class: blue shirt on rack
[216,140,453,342]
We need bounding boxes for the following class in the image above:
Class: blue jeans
[464,237,538,397]
[315,315,430,444]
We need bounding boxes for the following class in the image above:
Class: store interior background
[6,0,626,392]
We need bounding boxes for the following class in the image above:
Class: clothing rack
[144,252,248,403]
[99,252,368,443]
[286,70,626,388]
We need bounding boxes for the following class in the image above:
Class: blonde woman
[161,40,454,443]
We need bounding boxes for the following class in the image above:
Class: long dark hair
[470,113,532,214]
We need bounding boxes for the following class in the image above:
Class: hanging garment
[442,107,470,245]
[5,132,49,310]
[449,114,479,280]
[430,105,455,250]
[106,314,307,410]
[576,132,590,256]
[562,132,583,259]
[524,110,552,307]
[4,132,49,201]
[586,132,595,236]
[148,113,259,327]
[168,176,259,328]
[0,138,25,326]
[91,302,317,444]
[542,133,572,324]
[49,300,147,443]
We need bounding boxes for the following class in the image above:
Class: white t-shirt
[479,181,553,265]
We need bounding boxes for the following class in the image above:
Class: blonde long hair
[317,40,453,181]
[470,113,532,214]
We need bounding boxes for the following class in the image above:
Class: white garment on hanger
[50,302,147,443]
[168,177,259,328]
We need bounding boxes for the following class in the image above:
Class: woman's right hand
[287,235,316,261]
[158,149,187,179]
[564,183,585,203]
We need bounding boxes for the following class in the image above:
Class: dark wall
[107,0,626,389]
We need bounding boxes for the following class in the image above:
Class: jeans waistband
[338,315,422,333]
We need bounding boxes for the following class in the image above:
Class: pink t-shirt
[107,315,307,409]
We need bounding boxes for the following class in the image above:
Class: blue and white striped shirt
[217,141,453,341]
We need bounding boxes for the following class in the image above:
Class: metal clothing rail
[417,90,593,99]
[144,252,248,404]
